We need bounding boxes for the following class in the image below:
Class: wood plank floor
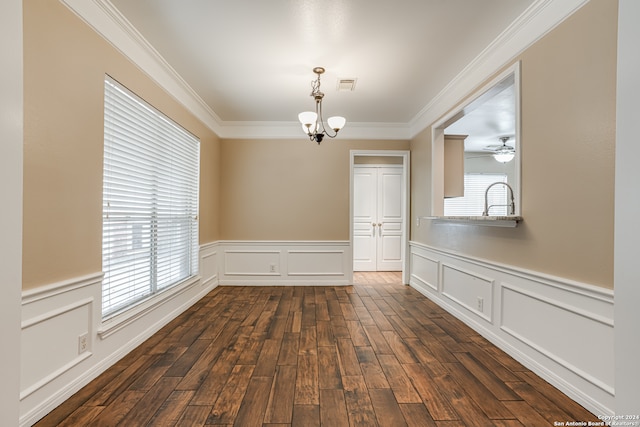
[35,272,598,426]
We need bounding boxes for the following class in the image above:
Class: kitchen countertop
[427,215,523,227]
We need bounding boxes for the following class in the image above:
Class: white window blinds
[102,76,200,318]
[444,173,508,216]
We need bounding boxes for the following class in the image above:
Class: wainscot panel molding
[19,243,219,427]
[218,241,352,286]
[409,241,614,417]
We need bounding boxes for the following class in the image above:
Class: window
[102,76,200,318]
[444,173,508,216]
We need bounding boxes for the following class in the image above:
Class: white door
[353,167,377,271]
[353,166,403,271]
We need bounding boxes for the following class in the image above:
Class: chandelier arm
[316,98,338,138]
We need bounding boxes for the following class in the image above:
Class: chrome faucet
[482,182,515,216]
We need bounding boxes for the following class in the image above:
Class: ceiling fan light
[327,116,346,131]
[298,111,317,127]
[493,151,515,163]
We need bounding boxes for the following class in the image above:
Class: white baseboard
[217,241,352,285]
[24,239,610,423]
[18,240,349,425]
[409,241,614,416]
[19,243,219,427]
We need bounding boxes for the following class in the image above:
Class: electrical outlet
[78,333,89,354]
[477,297,484,312]
[269,263,276,273]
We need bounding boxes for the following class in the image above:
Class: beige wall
[411,0,617,288]
[220,139,409,240]
[23,0,615,290]
[23,0,221,290]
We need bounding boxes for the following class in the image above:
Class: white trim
[22,272,103,304]
[219,240,349,245]
[199,241,219,252]
[350,150,410,284]
[410,241,614,301]
[20,353,93,404]
[499,284,614,396]
[20,297,94,401]
[217,241,351,285]
[1,0,23,423]
[614,0,640,414]
[500,282,614,328]
[287,250,347,276]
[22,297,95,330]
[441,263,494,324]
[98,275,200,339]
[409,0,589,137]
[199,242,219,288]
[59,0,588,140]
[409,251,439,292]
[430,62,522,218]
[19,243,219,426]
[60,0,224,136]
[219,120,412,141]
[409,241,614,416]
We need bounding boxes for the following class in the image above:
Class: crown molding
[60,0,588,141]
[218,121,412,140]
[60,0,225,134]
[408,0,590,138]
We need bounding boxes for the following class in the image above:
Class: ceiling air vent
[336,78,357,92]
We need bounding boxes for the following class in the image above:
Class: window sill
[98,275,200,340]
[427,216,523,228]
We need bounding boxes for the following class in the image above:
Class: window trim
[98,273,200,339]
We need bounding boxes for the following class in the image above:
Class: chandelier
[298,67,346,144]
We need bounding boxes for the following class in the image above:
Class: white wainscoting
[19,240,348,425]
[218,241,352,285]
[409,242,614,417]
[19,243,219,427]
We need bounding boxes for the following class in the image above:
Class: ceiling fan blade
[466,154,493,159]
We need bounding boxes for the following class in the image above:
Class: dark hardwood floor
[35,272,598,426]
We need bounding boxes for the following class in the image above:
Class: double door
[353,166,403,271]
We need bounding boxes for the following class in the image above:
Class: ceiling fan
[483,136,515,163]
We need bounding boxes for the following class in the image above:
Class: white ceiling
[446,78,516,152]
[106,0,535,139]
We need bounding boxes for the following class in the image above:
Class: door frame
[349,150,410,284]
